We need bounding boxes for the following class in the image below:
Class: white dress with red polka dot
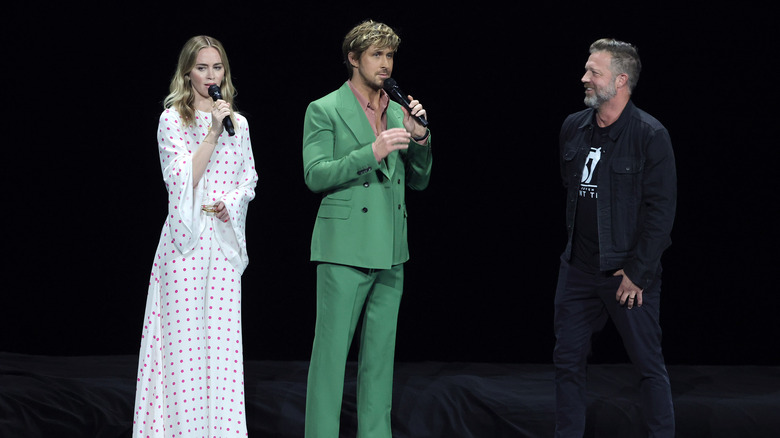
[133,109,258,437]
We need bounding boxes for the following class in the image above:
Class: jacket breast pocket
[561,142,580,185]
[611,157,643,175]
[610,157,643,251]
[562,142,578,163]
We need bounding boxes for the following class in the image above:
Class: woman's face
[188,47,224,102]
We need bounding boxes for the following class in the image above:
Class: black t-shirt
[571,123,611,273]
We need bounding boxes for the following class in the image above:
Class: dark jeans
[553,258,674,437]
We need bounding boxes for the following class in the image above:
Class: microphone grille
[382,77,398,91]
[208,84,222,99]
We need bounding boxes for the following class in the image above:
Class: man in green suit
[302,19,432,438]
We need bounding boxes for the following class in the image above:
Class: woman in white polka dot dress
[132,35,258,438]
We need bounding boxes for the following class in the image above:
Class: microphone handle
[221,116,235,136]
[209,93,236,136]
[389,89,429,128]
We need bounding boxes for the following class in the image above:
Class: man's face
[581,51,617,109]
[351,44,394,90]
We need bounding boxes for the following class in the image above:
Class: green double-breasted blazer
[303,82,432,269]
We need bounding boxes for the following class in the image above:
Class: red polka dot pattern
[133,109,257,437]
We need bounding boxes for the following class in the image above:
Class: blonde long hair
[164,35,238,129]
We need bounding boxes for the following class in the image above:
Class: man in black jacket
[554,38,677,437]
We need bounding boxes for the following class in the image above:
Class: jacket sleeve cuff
[623,259,655,291]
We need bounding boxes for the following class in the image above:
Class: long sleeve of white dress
[156,109,258,274]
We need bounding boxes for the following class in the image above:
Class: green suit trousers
[305,263,404,438]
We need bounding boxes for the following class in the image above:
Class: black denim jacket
[559,101,677,290]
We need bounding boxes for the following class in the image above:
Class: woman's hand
[210,99,231,136]
[215,202,229,223]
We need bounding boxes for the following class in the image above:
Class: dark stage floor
[1,352,778,437]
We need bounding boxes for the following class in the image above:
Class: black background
[4,2,777,366]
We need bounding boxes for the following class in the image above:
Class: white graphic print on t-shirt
[579,147,601,199]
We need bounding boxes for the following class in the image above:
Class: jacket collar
[578,100,636,141]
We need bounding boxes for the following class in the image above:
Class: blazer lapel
[335,83,375,147]
[385,104,405,178]
[334,82,404,181]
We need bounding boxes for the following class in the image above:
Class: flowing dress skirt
[133,215,247,437]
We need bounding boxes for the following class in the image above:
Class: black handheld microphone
[382,78,429,128]
[207,84,235,136]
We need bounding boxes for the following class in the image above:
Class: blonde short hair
[342,20,401,78]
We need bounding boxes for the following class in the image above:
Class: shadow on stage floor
[1,352,778,437]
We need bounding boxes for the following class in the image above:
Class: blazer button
[363,182,370,188]
[362,207,368,213]
[397,204,401,209]
[397,179,401,184]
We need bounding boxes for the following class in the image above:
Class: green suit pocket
[318,203,351,219]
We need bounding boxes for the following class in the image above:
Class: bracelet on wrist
[413,129,430,142]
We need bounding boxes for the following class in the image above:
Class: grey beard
[584,85,617,109]
[584,94,601,108]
